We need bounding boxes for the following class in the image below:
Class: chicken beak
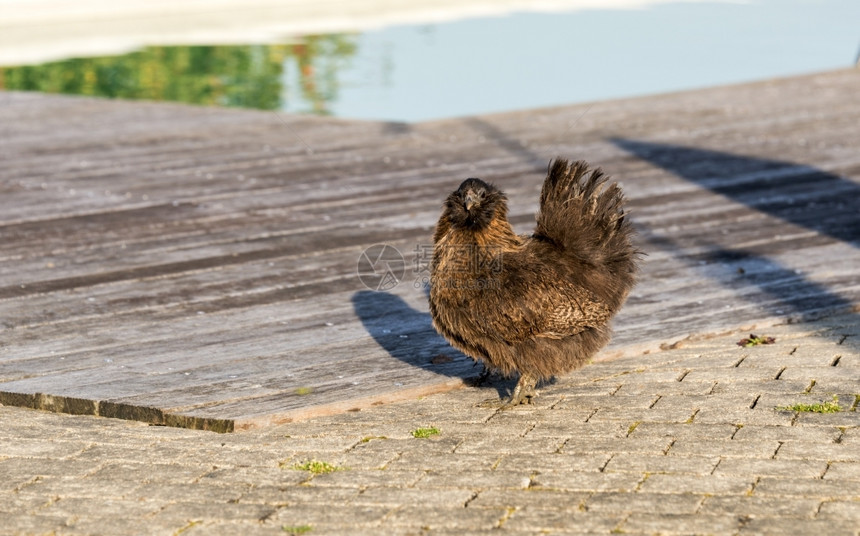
[464,190,476,211]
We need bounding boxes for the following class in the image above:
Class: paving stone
[271,435,363,453]
[816,499,860,520]
[502,507,624,533]
[385,451,500,471]
[384,505,506,530]
[551,394,657,411]
[603,453,719,475]
[840,427,860,445]
[651,353,740,369]
[738,426,844,445]
[270,523,428,536]
[541,381,621,397]
[532,470,642,493]
[184,520,292,536]
[0,438,90,459]
[611,370,690,384]
[754,477,860,498]
[455,437,565,455]
[836,354,859,367]
[349,436,460,456]
[129,481,246,503]
[238,484,358,506]
[493,452,610,473]
[37,496,160,519]
[480,405,539,420]
[806,379,860,395]
[668,439,780,458]
[613,380,718,396]
[780,366,860,382]
[416,470,530,490]
[631,422,737,440]
[713,458,828,479]
[681,367,784,383]
[277,422,404,440]
[63,516,186,536]
[739,517,860,536]
[740,348,836,368]
[0,470,36,493]
[198,465,308,486]
[776,441,860,462]
[146,443,288,467]
[693,406,793,426]
[2,514,73,535]
[638,474,753,495]
[0,457,98,482]
[824,462,860,481]
[346,530,494,536]
[794,411,860,427]
[621,512,744,534]
[279,452,372,475]
[72,442,164,465]
[353,486,475,507]
[467,488,588,510]
[710,379,813,395]
[19,475,156,500]
[439,421,539,438]
[0,491,52,515]
[155,501,277,523]
[650,393,758,411]
[87,461,210,484]
[762,391,856,409]
[584,491,703,513]
[561,437,673,455]
[528,407,597,424]
[268,503,392,527]
[698,495,820,517]
[525,421,629,440]
[587,405,695,423]
[309,469,425,488]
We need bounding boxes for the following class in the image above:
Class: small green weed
[287,460,343,474]
[360,436,387,443]
[294,387,313,396]
[778,396,841,414]
[626,421,640,437]
[174,520,201,535]
[282,525,313,534]
[411,427,440,438]
[737,334,775,347]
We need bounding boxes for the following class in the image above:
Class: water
[1,0,857,122]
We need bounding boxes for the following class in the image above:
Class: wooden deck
[1,69,859,431]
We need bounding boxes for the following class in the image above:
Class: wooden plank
[1,68,859,431]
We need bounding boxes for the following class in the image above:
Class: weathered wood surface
[1,69,859,431]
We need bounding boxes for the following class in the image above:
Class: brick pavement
[1,313,858,535]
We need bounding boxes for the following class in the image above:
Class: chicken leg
[503,372,538,407]
[479,372,538,409]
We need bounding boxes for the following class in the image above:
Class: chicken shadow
[615,138,859,321]
[643,232,857,321]
[612,138,860,248]
[351,289,516,397]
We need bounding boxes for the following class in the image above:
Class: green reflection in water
[0,35,357,114]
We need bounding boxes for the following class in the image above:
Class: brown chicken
[429,158,638,407]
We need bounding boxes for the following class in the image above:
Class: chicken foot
[479,372,538,409]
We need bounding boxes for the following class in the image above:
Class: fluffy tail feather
[534,158,638,297]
